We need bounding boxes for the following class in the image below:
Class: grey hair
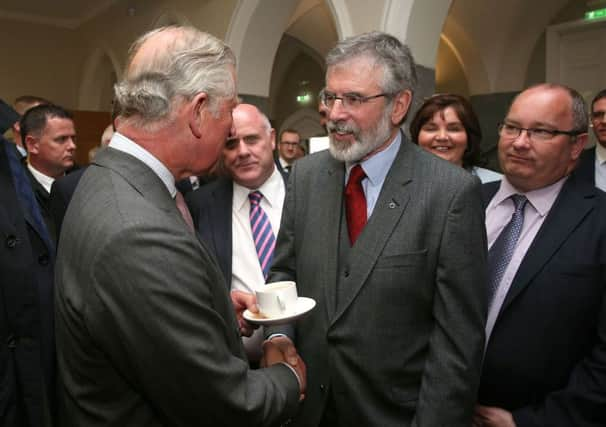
[514,83,588,134]
[326,31,417,96]
[114,26,236,129]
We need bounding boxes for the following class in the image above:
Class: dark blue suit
[479,172,606,426]
[0,138,56,427]
[186,177,234,285]
[49,168,85,242]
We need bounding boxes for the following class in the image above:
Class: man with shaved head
[188,103,288,365]
[55,26,304,427]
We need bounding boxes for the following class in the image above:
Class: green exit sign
[585,8,606,20]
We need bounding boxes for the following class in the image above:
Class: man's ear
[25,134,38,154]
[270,128,276,151]
[571,133,588,161]
[189,92,209,139]
[391,90,412,126]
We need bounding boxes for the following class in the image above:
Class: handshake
[231,290,307,401]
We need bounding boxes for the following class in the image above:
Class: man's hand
[230,290,258,337]
[473,405,516,427]
[261,336,306,400]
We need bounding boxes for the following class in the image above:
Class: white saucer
[243,297,316,326]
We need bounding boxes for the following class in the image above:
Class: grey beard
[327,111,392,162]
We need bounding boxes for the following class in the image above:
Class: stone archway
[77,46,121,111]
[225,0,352,102]
[280,107,324,140]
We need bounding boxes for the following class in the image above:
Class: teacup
[256,281,298,318]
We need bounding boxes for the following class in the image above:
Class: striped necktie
[486,194,528,308]
[248,191,276,279]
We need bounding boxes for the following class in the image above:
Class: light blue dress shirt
[345,132,401,218]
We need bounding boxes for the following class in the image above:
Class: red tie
[345,164,367,245]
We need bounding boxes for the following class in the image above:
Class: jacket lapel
[210,179,234,287]
[3,141,54,253]
[331,139,413,325]
[499,174,595,313]
[319,156,346,321]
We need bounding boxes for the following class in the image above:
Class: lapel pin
[388,200,398,209]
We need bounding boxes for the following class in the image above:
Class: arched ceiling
[286,0,338,59]
[441,0,582,95]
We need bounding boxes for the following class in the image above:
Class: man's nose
[327,100,348,122]
[236,140,250,156]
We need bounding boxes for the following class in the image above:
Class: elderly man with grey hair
[264,31,487,426]
[54,26,305,427]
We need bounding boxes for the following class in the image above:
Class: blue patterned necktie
[486,194,528,308]
[248,191,276,279]
[3,140,54,255]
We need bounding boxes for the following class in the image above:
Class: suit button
[6,235,17,248]
[343,270,350,278]
[7,334,16,349]
[38,254,50,266]
[319,384,326,392]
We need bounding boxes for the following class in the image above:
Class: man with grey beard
[263,31,487,427]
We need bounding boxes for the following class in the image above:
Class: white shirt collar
[489,175,567,217]
[27,164,55,193]
[233,166,283,212]
[279,156,294,170]
[108,132,177,197]
[595,143,606,165]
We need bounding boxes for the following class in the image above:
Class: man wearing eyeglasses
[576,89,606,190]
[475,83,606,427]
[275,128,302,175]
[264,31,487,427]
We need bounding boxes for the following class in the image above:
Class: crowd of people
[1,24,605,427]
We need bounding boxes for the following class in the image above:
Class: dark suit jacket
[269,138,488,426]
[0,138,56,427]
[186,169,288,286]
[576,147,596,185]
[479,173,606,426]
[274,157,290,177]
[186,177,234,284]
[26,168,55,242]
[49,168,85,242]
[54,147,300,427]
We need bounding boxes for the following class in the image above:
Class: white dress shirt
[594,143,606,191]
[231,166,285,359]
[484,176,566,340]
[28,164,55,193]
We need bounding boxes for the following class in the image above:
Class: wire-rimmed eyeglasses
[320,89,392,110]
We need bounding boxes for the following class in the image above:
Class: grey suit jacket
[54,147,299,427]
[269,138,487,427]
